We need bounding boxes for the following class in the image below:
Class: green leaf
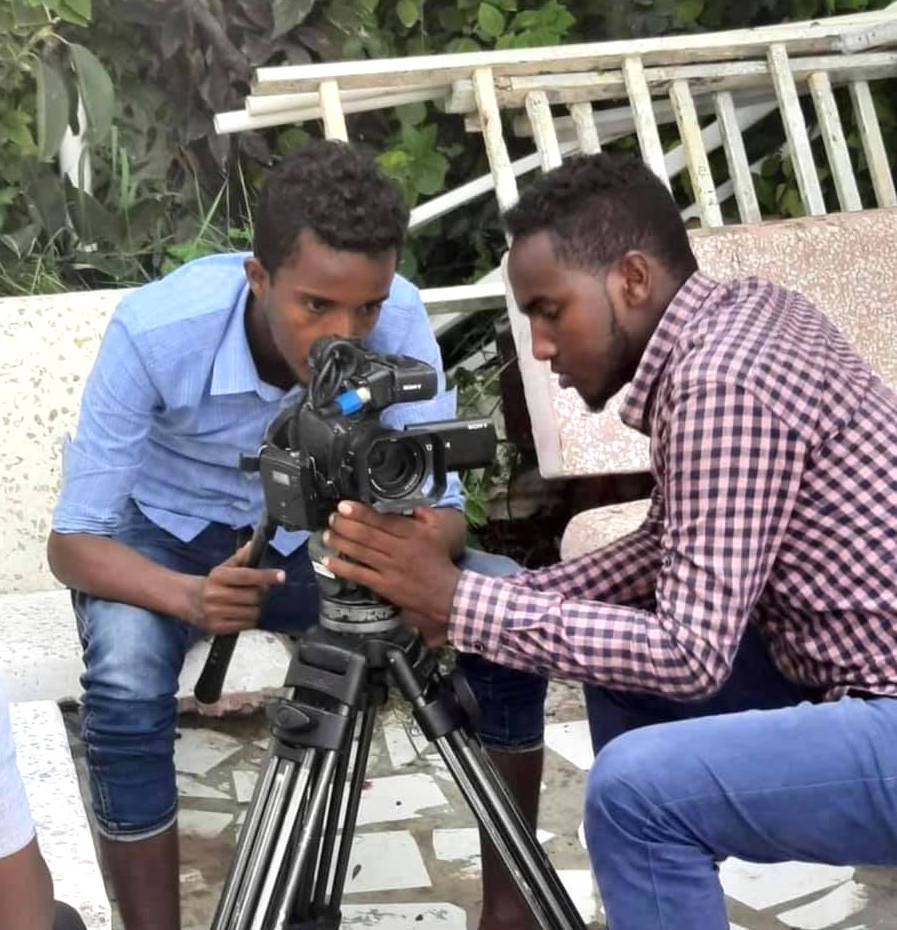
[477,2,505,38]
[69,43,114,142]
[271,0,315,39]
[24,163,67,235]
[780,186,805,218]
[35,57,69,162]
[675,0,704,23]
[396,0,419,28]
[396,101,427,125]
[1,109,35,151]
[64,176,121,245]
[437,6,467,29]
[57,0,91,26]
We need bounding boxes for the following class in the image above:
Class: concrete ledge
[560,499,651,562]
[10,700,110,929]
[0,588,292,713]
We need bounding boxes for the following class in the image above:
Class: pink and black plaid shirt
[449,272,897,700]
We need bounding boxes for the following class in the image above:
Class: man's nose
[328,308,363,339]
[529,319,556,363]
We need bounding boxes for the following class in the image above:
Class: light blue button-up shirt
[52,252,463,554]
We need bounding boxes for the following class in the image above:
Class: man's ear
[615,251,653,310]
[244,256,270,301]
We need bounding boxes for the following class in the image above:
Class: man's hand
[322,501,461,647]
[186,542,285,635]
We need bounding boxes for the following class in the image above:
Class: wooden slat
[447,51,897,111]
[713,91,762,223]
[524,91,563,171]
[246,83,439,115]
[250,9,894,93]
[318,79,348,141]
[669,79,723,226]
[849,79,897,207]
[767,43,826,215]
[472,67,519,213]
[217,87,444,135]
[807,70,862,211]
[837,17,897,52]
[568,102,601,154]
[622,56,671,189]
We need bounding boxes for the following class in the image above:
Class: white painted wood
[510,88,776,139]
[420,281,507,316]
[450,52,897,109]
[807,70,862,211]
[409,140,579,230]
[472,67,519,214]
[669,79,723,226]
[319,78,348,142]
[59,95,91,194]
[767,43,826,215]
[849,79,897,207]
[568,101,601,153]
[525,90,563,171]
[217,87,444,134]
[250,9,895,93]
[837,17,897,52]
[622,56,671,190]
[245,83,439,115]
[714,91,762,223]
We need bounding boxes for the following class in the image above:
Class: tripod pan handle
[193,518,274,707]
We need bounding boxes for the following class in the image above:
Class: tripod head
[194,336,498,704]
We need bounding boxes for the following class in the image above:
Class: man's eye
[540,304,560,320]
[361,302,383,316]
[304,297,328,314]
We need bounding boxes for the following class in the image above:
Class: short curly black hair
[504,153,697,281]
[253,140,409,277]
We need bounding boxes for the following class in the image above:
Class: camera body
[249,337,496,532]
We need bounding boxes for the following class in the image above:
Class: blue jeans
[582,626,897,930]
[73,504,528,839]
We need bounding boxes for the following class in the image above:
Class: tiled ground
[62,682,897,930]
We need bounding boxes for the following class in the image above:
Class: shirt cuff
[448,570,513,659]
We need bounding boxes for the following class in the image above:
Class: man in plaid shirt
[324,153,897,930]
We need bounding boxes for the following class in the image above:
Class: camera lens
[367,438,427,499]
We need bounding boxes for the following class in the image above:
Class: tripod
[207,555,588,930]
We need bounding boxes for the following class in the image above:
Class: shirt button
[473,641,485,653]
[662,555,672,569]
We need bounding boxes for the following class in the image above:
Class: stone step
[0,589,292,713]
[9,700,110,929]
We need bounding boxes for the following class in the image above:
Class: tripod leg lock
[266,700,352,753]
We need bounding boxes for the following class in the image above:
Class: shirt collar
[620,270,720,433]
[210,279,296,403]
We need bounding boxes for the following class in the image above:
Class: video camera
[243,336,497,533]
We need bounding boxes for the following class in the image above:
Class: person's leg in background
[73,508,320,930]
[584,695,897,930]
[455,548,548,930]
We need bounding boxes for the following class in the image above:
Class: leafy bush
[1,0,893,296]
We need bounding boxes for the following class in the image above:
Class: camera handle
[193,515,277,707]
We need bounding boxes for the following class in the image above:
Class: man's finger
[333,501,412,538]
[206,584,267,608]
[223,541,253,567]
[322,552,381,592]
[321,530,388,570]
[324,518,395,558]
[217,566,285,588]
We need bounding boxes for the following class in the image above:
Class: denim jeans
[72,503,533,839]
[582,626,897,930]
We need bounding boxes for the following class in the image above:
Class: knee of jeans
[456,547,520,578]
[79,597,186,703]
[585,728,664,856]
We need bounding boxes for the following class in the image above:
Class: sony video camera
[244,336,497,533]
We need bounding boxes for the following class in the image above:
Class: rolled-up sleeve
[378,293,464,512]
[52,317,159,535]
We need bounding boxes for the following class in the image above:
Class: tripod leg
[211,749,280,930]
[247,751,316,930]
[232,757,304,930]
[270,749,341,930]
[386,649,587,930]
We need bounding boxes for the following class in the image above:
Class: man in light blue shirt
[48,142,530,930]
